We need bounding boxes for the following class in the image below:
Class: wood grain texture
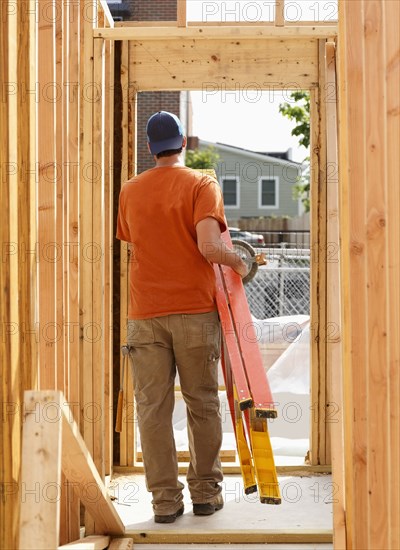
[325,41,345,550]
[95,25,337,40]
[177,0,187,28]
[338,0,400,547]
[275,0,285,27]
[128,38,319,91]
[119,40,130,467]
[385,3,400,547]
[19,392,62,549]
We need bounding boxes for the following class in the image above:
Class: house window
[221,177,239,208]
[259,177,279,209]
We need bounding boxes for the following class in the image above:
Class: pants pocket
[127,319,155,347]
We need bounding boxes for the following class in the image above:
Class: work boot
[154,505,184,524]
[193,494,224,516]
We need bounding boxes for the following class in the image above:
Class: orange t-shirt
[116,166,227,319]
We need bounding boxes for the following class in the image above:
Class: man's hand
[196,217,249,279]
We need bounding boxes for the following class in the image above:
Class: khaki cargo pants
[127,311,223,515]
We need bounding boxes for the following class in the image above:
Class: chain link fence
[245,245,310,320]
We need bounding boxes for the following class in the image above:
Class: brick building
[107,0,190,173]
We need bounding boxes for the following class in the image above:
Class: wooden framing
[19,391,124,549]
[337,1,400,548]
[2,0,399,548]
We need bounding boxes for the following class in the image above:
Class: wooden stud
[1,5,12,549]
[126,83,136,468]
[275,0,285,27]
[385,3,400,548]
[338,2,367,548]
[324,41,346,550]
[119,40,130,467]
[92,36,105,480]
[37,0,57,390]
[364,3,389,548]
[66,0,81,541]
[103,19,115,478]
[19,392,63,549]
[177,0,187,28]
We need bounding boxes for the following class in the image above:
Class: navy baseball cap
[146,111,184,155]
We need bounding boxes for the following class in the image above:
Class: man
[116,111,247,523]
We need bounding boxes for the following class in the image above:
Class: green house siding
[198,142,301,220]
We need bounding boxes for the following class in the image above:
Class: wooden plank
[385,2,400,548]
[103,29,114,478]
[55,0,65,395]
[318,39,328,466]
[364,2,389,548]
[94,25,337,40]
[66,0,81,540]
[114,463,332,476]
[342,3,367,548]
[324,41,346,550]
[59,393,125,535]
[80,0,95,464]
[108,539,133,550]
[58,535,110,549]
[125,529,333,544]
[19,392,62,549]
[80,0,97,535]
[92,36,105,480]
[115,20,336,28]
[275,0,285,27]
[126,80,136,468]
[38,0,56,390]
[119,40,130,466]
[309,87,321,466]
[177,0,187,27]
[1,5,13,549]
[128,38,319,91]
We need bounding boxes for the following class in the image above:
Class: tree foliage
[185,146,220,169]
[279,91,310,212]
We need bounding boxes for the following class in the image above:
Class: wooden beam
[177,0,187,28]
[38,0,57,390]
[275,0,285,27]
[19,392,63,549]
[128,38,319,91]
[115,20,337,28]
[124,529,333,544]
[119,40,130,467]
[325,41,346,550]
[92,36,105,480]
[58,535,110,549]
[309,40,328,466]
[94,25,337,40]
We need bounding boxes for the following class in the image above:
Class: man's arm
[196,217,248,278]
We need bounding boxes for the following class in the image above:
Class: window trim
[221,176,240,209]
[258,176,279,209]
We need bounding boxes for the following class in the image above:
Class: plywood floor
[110,474,333,544]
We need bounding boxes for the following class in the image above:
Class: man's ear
[182,136,187,149]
